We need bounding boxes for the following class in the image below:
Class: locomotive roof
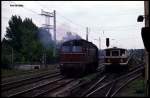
[62,39,97,48]
[105,47,127,51]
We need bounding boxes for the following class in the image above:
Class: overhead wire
[33,1,143,33]
[5,1,143,48]
[34,1,86,37]
[8,1,45,27]
[34,1,86,29]
[9,1,40,15]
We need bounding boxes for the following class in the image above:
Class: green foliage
[45,48,54,63]
[1,38,12,67]
[19,18,42,63]
[125,78,145,96]
[1,15,51,67]
[5,15,23,52]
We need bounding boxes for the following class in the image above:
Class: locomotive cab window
[72,46,82,52]
[120,50,125,56]
[62,46,71,52]
[111,50,119,56]
[106,50,110,56]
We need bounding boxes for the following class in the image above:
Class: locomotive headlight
[120,59,123,63]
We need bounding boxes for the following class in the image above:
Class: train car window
[62,46,71,52]
[106,50,110,56]
[112,50,119,56]
[72,46,82,52]
[120,50,125,56]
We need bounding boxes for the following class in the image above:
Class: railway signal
[86,27,89,41]
[106,38,109,48]
[137,15,144,22]
[141,27,150,52]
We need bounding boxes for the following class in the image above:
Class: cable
[34,1,143,34]
[8,1,44,26]
[35,2,85,28]
[35,1,85,40]
[35,1,86,37]
[57,12,85,28]
[9,1,40,15]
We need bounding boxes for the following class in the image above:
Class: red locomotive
[59,39,98,77]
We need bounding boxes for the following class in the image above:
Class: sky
[1,1,145,49]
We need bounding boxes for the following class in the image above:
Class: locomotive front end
[59,40,87,76]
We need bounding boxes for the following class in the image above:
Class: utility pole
[144,1,149,96]
[11,47,13,65]
[99,37,101,49]
[53,10,56,57]
[86,27,88,41]
[41,9,56,57]
[137,1,149,96]
[42,48,47,68]
[44,49,46,67]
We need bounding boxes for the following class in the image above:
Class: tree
[1,38,12,67]
[2,15,58,66]
[20,18,46,64]
[3,15,44,65]
[5,15,23,52]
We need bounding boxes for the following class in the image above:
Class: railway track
[82,65,144,97]
[2,71,98,97]
[2,74,91,97]
[82,73,118,97]
[1,64,103,97]
[1,70,60,92]
[13,78,74,97]
[2,76,63,97]
[1,64,144,97]
[2,69,59,83]
[110,73,142,97]
[41,79,78,97]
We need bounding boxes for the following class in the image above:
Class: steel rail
[1,70,59,86]
[81,75,106,96]
[1,72,60,91]
[3,77,64,97]
[105,80,116,97]
[2,69,58,83]
[85,66,144,97]
[111,73,142,97]
[33,79,75,97]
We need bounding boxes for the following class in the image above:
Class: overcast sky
[2,1,145,49]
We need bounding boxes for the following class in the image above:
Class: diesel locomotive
[59,39,99,77]
[104,47,129,72]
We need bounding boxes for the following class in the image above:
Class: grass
[118,77,146,97]
[1,69,31,78]
[1,64,58,78]
[80,73,98,82]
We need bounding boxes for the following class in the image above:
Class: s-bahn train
[104,47,129,72]
[59,39,99,77]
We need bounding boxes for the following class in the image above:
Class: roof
[62,39,98,49]
[105,47,127,51]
